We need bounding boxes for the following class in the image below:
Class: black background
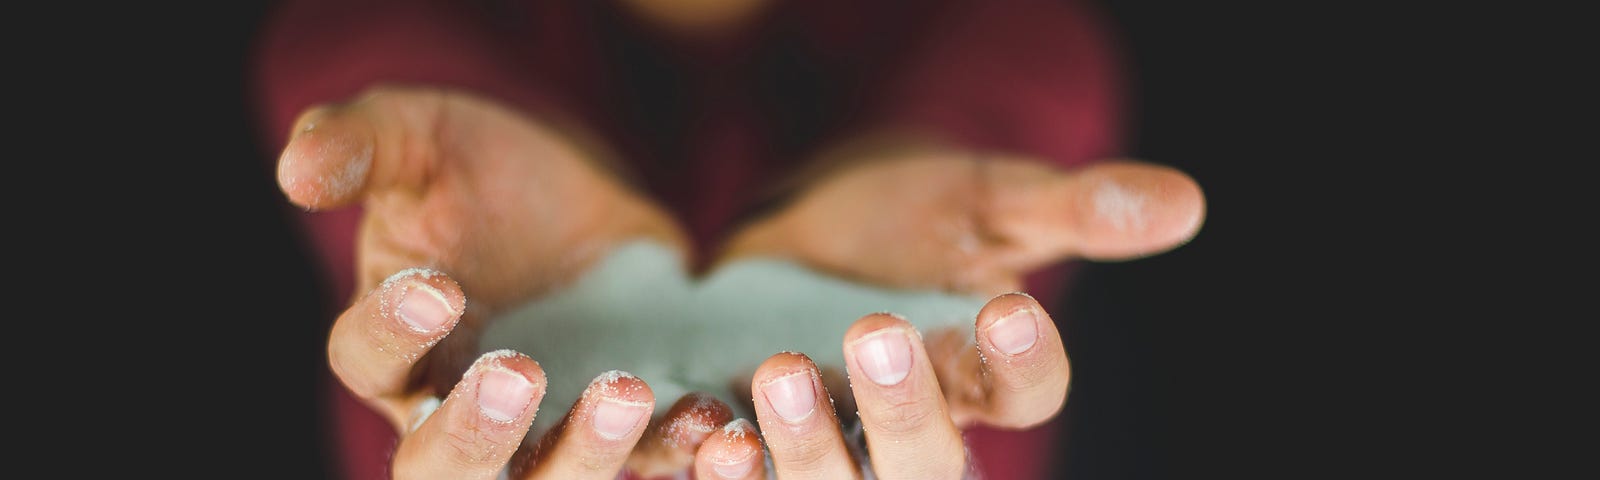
[108,0,1534,477]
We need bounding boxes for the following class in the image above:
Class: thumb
[276,86,446,210]
[985,159,1206,265]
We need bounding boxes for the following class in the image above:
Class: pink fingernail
[986,307,1039,355]
[593,397,651,440]
[397,282,453,333]
[760,371,817,423]
[853,329,913,386]
[712,418,758,478]
[477,368,535,422]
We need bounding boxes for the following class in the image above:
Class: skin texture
[719,145,1205,296]
[279,85,1205,478]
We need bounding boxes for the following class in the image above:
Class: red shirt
[252,0,1124,477]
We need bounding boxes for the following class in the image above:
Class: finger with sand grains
[514,370,655,479]
[694,418,766,479]
[842,313,966,479]
[750,352,860,479]
[628,393,735,477]
[393,350,546,480]
[968,293,1072,429]
[327,268,464,426]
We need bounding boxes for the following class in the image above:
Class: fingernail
[760,370,817,423]
[852,329,913,386]
[397,282,453,333]
[665,394,724,445]
[477,368,535,422]
[713,419,758,477]
[593,397,651,440]
[986,307,1039,355]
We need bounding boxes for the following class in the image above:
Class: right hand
[278,85,749,479]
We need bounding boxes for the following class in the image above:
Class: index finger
[927,292,1071,429]
[327,268,464,426]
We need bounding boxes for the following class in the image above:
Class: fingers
[694,418,766,480]
[750,352,859,479]
[842,314,967,479]
[277,85,446,209]
[327,268,464,425]
[393,350,547,480]
[971,293,1071,428]
[627,393,734,478]
[985,159,1206,264]
[515,371,656,479]
[931,293,1071,429]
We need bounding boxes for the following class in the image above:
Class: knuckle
[999,362,1050,391]
[574,453,621,474]
[868,398,940,436]
[439,425,517,469]
[774,433,843,473]
[995,355,1068,395]
[570,441,630,474]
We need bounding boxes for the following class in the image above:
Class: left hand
[707,143,1205,478]
[277,85,735,479]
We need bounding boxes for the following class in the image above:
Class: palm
[351,95,680,314]
[722,149,1205,296]
[285,88,688,388]
[758,154,1021,293]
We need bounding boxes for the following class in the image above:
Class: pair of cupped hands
[278,85,1204,480]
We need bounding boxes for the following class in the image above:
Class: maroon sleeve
[251,1,565,149]
[869,0,1126,171]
